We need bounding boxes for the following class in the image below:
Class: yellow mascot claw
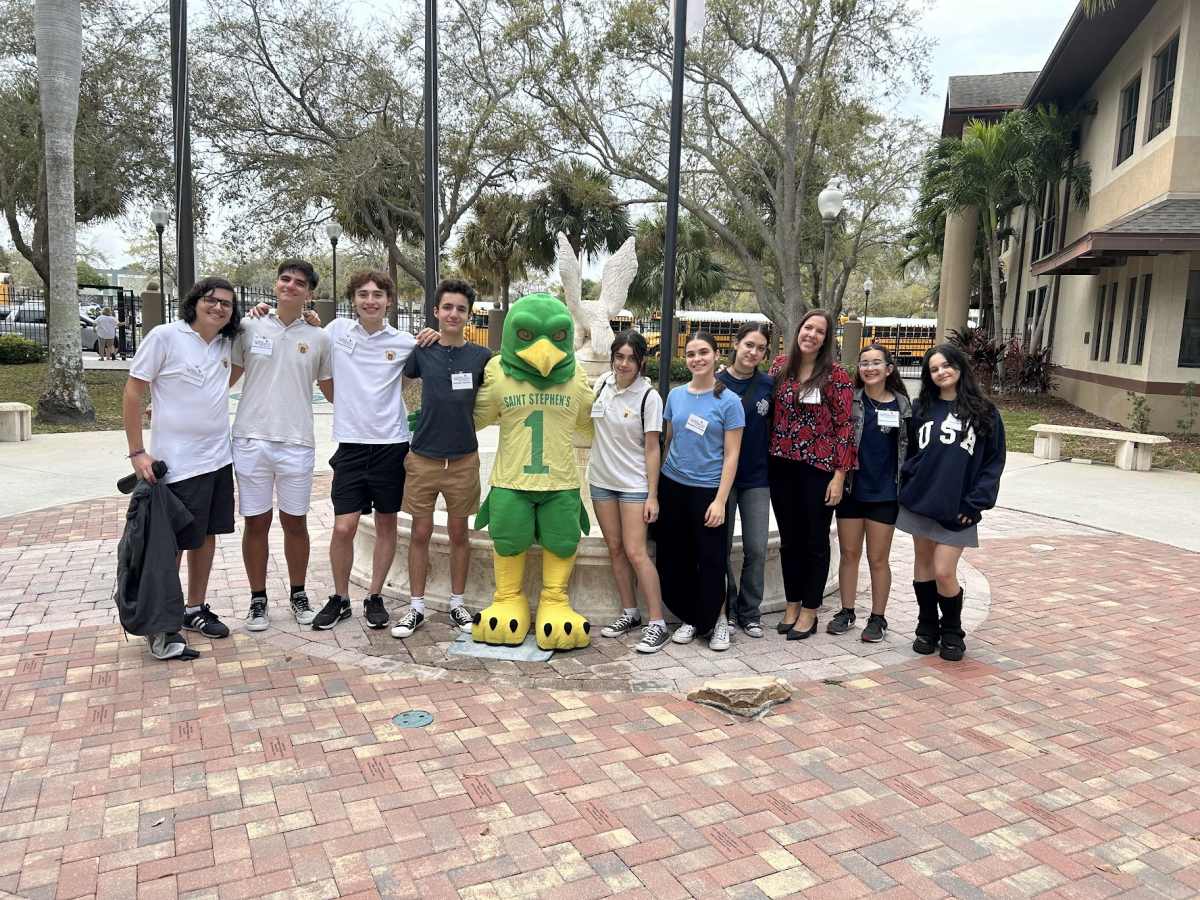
[472,551,532,645]
[535,551,591,650]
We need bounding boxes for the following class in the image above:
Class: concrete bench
[1028,423,1170,472]
[0,402,32,442]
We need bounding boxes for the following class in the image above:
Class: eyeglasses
[858,360,888,369]
[200,295,234,310]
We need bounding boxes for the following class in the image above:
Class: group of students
[122,259,1004,665]
[122,260,491,659]
[588,308,1005,662]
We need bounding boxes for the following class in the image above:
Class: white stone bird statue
[557,232,639,361]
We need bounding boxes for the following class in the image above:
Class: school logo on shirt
[756,398,769,417]
[298,343,309,354]
[385,350,396,361]
[221,358,229,368]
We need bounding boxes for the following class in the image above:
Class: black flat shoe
[786,618,818,641]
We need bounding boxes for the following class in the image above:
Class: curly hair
[344,268,396,304]
[180,276,243,340]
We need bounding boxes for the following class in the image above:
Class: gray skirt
[896,505,979,548]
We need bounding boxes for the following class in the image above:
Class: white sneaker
[709,619,731,651]
[246,597,269,632]
[672,623,696,644]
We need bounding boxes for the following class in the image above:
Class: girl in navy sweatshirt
[897,343,1005,661]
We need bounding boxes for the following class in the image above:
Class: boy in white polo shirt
[122,276,243,655]
[312,268,420,630]
[230,258,333,632]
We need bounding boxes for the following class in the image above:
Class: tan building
[939,0,1200,432]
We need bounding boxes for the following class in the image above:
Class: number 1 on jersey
[523,410,550,474]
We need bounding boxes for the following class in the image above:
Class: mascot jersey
[473,355,594,490]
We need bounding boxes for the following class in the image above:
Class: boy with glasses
[122,277,243,656]
[230,259,333,632]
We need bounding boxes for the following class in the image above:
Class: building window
[1092,284,1106,361]
[1134,274,1151,365]
[1180,271,1200,368]
[1148,36,1178,140]
[1117,76,1140,164]
[1029,184,1059,262]
[1103,284,1117,361]
[1030,185,1046,262]
[1119,278,1136,363]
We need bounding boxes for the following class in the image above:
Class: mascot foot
[472,599,531,645]
[535,551,590,651]
[473,551,532,645]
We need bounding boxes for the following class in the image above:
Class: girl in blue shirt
[656,331,744,651]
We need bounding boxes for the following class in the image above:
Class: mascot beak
[517,338,568,377]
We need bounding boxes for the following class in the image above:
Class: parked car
[0,302,101,352]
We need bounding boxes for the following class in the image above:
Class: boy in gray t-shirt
[391,279,491,640]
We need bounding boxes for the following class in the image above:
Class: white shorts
[232,437,316,517]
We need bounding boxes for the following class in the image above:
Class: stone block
[686,676,795,717]
[0,402,33,442]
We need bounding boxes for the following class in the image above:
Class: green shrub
[1177,381,1197,433]
[1126,390,1152,434]
[0,334,46,364]
[646,354,691,382]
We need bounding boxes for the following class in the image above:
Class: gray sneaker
[290,592,316,626]
[740,620,764,639]
[635,623,670,653]
[709,619,731,651]
[672,623,697,644]
[246,597,269,632]
[601,611,642,638]
[861,614,888,643]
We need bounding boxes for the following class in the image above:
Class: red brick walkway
[1,503,1198,899]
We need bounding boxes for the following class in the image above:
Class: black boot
[938,588,965,661]
[912,580,939,655]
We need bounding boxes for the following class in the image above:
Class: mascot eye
[552,330,567,342]
[517,329,534,341]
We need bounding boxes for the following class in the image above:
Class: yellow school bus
[841,317,937,365]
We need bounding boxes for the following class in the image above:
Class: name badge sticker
[452,372,473,391]
[181,364,205,387]
[877,409,900,428]
[334,335,356,355]
[250,335,273,356]
[590,400,606,419]
[799,388,821,405]
[685,413,709,435]
[946,413,963,431]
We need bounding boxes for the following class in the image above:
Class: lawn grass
[0,362,130,433]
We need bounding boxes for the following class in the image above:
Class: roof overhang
[1031,232,1200,276]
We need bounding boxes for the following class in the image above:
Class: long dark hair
[686,330,726,397]
[180,276,243,340]
[855,343,909,399]
[728,321,771,368]
[610,329,648,374]
[917,343,995,435]
[774,308,835,408]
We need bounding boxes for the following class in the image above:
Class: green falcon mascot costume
[472,293,595,651]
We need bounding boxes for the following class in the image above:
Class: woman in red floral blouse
[768,308,857,639]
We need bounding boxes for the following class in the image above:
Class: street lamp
[817,177,844,307]
[151,203,170,321]
[862,277,874,343]
[325,221,343,306]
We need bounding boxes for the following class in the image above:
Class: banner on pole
[670,0,706,41]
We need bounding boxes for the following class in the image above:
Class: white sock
[185,605,200,615]
[624,608,640,619]
[410,596,425,613]
[650,619,666,629]
[449,594,464,611]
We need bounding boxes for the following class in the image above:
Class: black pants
[655,475,728,634]
[769,456,835,610]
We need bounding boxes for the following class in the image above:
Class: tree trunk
[501,265,511,311]
[35,0,93,425]
[387,245,399,328]
[986,222,1006,393]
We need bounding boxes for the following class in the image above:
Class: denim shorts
[589,484,649,503]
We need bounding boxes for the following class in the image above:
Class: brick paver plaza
[1,481,1198,899]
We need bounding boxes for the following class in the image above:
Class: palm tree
[526,160,631,266]
[35,0,94,424]
[452,192,530,310]
[626,210,729,316]
[1083,0,1117,14]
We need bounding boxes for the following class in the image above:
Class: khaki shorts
[98,337,115,355]
[402,450,482,519]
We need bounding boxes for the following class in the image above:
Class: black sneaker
[312,595,351,630]
[635,623,670,653]
[601,612,642,638]
[182,604,230,638]
[449,606,473,633]
[363,594,390,629]
[861,614,888,643]
[146,632,187,659]
[826,607,856,635]
[391,608,424,639]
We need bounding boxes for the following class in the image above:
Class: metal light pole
[326,221,343,305]
[658,0,689,401]
[817,177,844,308]
[423,0,439,328]
[169,0,195,297]
[862,276,874,344]
[151,203,170,322]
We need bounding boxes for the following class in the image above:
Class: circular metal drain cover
[393,710,433,728]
